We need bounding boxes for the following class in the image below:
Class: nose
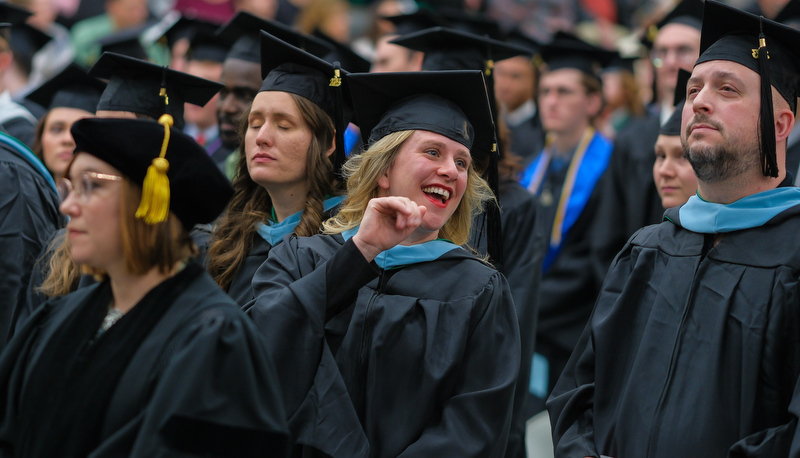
[218,92,239,115]
[438,156,458,180]
[690,86,712,115]
[59,190,80,217]
[254,122,273,147]
[657,158,677,178]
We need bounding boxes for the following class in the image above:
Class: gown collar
[256,195,346,245]
[341,225,460,270]
[677,187,800,233]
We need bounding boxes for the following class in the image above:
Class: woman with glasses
[246,70,520,457]
[0,116,291,457]
[206,32,349,306]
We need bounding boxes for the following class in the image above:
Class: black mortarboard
[347,70,494,155]
[98,26,149,61]
[313,29,371,73]
[71,117,233,229]
[436,7,502,38]
[695,0,800,177]
[260,30,352,174]
[161,15,221,49]
[89,52,224,130]
[9,23,51,74]
[660,68,690,136]
[504,29,540,57]
[25,63,106,114]
[346,70,504,266]
[603,55,638,74]
[642,0,704,49]
[383,10,445,36]
[390,26,531,73]
[188,31,229,63]
[540,31,618,81]
[0,2,29,42]
[775,0,800,27]
[217,12,332,64]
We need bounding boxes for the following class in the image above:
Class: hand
[352,196,426,262]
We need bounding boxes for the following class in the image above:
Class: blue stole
[0,131,57,193]
[256,195,346,245]
[520,129,612,272]
[678,187,800,233]
[341,226,460,269]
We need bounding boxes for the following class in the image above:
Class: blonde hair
[323,130,495,247]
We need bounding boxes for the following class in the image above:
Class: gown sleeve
[248,236,374,457]
[126,306,291,458]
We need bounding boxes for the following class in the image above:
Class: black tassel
[330,62,347,179]
[483,62,505,273]
[757,18,779,177]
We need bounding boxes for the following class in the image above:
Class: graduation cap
[539,31,618,81]
[390,26,531,73]
[346,69,504,266]
[775,0,800,28]
[187,31,229,63]
[382,10,446,36]
[695,0,800,177]
[503,29,540,57]
[642,0,704,49]
[260,30,352,174]
[71,116,233,229]
[313,29,371,73]
[436,7,502,38]
[89,52,224,130]
[0,1,31,43]
[603,55,638,74]
[659,68,690,136]
[9,23,52,74]
[216,12,332,64]
[160,15,221,49]
[25,63,106,114]
[98,26,149,61]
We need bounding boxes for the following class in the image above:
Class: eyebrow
[688,70,746,87]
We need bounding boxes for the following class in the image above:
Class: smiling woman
[246,70,520,457]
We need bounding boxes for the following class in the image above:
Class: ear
[586,92,603,119]
[325,134,336,158]
[377,166,390,191]
[0,50,13,74]
[774,107,794,144]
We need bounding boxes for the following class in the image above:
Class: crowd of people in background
[2,0,800,455]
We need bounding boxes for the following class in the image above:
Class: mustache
[685,114,723,137]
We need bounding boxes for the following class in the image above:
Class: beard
[681,116,761,184]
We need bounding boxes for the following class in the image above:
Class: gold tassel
[135,114,173,224]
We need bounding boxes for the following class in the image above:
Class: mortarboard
[695,0,800,177]
[89,52,223,130]
[313,29,371,73]
[436,7,502,38]
[539,31,618,81]
[642,0,705,49]
[603,55,638,74]
[216,12,332,64]
[160,15,221,49]
[9,23,51,74]
[0,2,31,42]
[660,68,690,136]
[346,70,503,266]
[775,0,800,28]
[98,26,149,61]
[260,30,352,174]
[382,10,445,36]
[188,31,229,63]
[25,63,106,114]
[504,29,540,57]
[390,26,530,73]
[71,116,233,228]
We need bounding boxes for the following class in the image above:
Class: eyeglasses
[59,171,123,203]
[651,46,698,69]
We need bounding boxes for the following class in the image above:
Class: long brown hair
[207,93,342,291]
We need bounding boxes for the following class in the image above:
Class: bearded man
[548,2,800,457]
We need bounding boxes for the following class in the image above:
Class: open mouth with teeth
[423,186,451,205]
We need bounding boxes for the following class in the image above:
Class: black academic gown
[227,235,273,306]
[548,203,800,458]
[208,141,234,174]
[508,111,546,168]
[0,137,61,349]
[0,268,291,457]
[247,234,521,458]
[470,179,544,458]
[590,112,663,282]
